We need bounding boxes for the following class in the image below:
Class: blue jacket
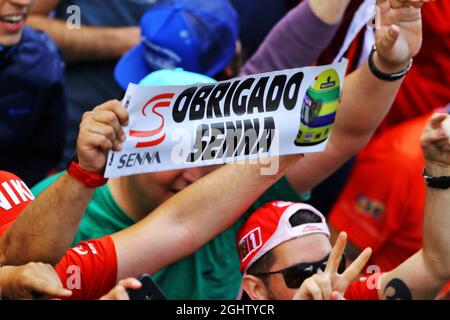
[0,27,66,186]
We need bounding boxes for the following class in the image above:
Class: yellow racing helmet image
[294,68,341,146]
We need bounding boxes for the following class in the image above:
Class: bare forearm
[309,0,351,25]
[179,156,300,245]
[0,174,94,266]
[422,163,450,279]
[334,59,403,152]
[113,155,302,279]
[287,58,404,194]
[27,15,138,61]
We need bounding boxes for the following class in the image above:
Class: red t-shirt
[345,277,380,300]
[329,114,429,271]
[55,236,117,300]
[379,1,450,131]
[0,171,118,300]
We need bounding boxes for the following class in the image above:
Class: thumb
[379,24,401,50]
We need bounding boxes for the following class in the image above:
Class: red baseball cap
[237,201,330,274]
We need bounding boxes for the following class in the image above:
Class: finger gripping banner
[105,60,348,178]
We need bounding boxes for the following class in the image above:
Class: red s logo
[129,93,175,148]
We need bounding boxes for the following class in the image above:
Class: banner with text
[105,60,348,178]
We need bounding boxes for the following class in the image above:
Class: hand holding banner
[105,60,348,178]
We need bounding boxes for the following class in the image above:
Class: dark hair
[247,208,322,275]
[213,51,243,81]
[289,209,322,227]
[247,250,276,276]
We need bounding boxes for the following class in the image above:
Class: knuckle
[105,112,117,124]
[106,126,115,138]
[81,111,92,121]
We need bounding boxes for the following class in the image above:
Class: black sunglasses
[253,254,346,289]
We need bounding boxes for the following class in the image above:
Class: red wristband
[67,161,108,188]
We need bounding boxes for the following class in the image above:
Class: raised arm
[286,0,427,194]
[376,113,450,300]
[112,155,303,281]
[27,0,140,61]
[0,101,128,266]
[239,0,350,76]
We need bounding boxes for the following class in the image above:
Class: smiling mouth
[0,13,27,27]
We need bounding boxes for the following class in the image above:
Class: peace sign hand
[293,232,372,300]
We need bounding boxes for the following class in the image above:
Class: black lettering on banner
[283,72,304,110]
[234,118,260,156]
[108,153,115,167]
[188,124,209,163]
[247,77,269,114]
[232,78,256,116]
[173,86,197,123]
[266,74,287,112]
[118,155,126,169]
[255,117,275,153]
[223,80,240,117]
[135,152,144,165]
[189,85,215,120]
[145,151,161,164]
[126,153,136,167]
[117,152,161,168]
[384,278,412,300]
[202,122,225,160]
[206,82,230,119]
[224,121,243,157]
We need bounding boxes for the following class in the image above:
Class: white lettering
[11,180,34,201]
[1,182,19,205]
[0,191,12,210]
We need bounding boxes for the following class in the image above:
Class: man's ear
[242,274,271,300]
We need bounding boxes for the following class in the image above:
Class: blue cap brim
[114,44,153,90]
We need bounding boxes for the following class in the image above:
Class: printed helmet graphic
[295,69,341,147]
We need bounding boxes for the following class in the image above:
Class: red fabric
[237,201,328,273]
[55,236,118,300]
[379,2,450,130]
[329,113,430,271]
[344,278,380,300]
[0,170,117,300]
[237,201,292,273]
[0,171,34,237]
[440,282,450,300]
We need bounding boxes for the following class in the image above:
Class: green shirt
[32,173,310,299]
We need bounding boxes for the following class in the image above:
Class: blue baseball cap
[115,0,238,90]
[139,68,217,86]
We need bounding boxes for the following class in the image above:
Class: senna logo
[130,93,175,148]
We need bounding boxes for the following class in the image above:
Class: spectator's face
[134,166,219,208]
[0,0,32,46]
[246,234,332,300]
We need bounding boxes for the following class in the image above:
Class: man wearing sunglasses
[237,201,372,300]
[238,114,450,300]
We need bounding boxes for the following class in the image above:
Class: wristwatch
[368,45,413,82]
[423,168,450,189]
[67,153,108,188]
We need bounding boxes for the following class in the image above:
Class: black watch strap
[423,168,450,189]
[368,45,413,82]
